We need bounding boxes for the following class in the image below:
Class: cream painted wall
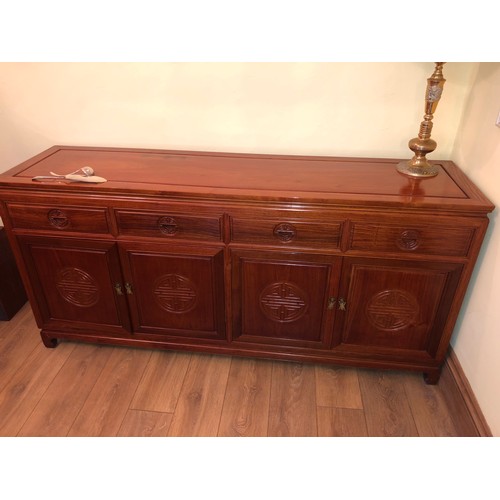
[451,62,500,436]
[0,62,476,171]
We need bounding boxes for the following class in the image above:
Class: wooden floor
[0,304,479,437]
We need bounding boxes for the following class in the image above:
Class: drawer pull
[397,229,421,251]
[327,297,337,310]
[338,298,347,311]
[114,283,124,296]
[125,283,134,295]
[158,216,179,235]
[47,209,70,229]
[273,223,296,242]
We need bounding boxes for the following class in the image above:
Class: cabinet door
[231,249,340,349]
[119,242,225,340]
[334,257,463,356]
[17,235,131,335]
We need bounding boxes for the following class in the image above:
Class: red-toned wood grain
[0,146,494,383]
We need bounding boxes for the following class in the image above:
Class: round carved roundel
[48,209,70,229]
[56,267,99,307]
[157,216,179,236]
[396,229,420,251]
[153,274,197,313]
[366,289,419,331]
[273,223,297,243]
[260,282,308,323]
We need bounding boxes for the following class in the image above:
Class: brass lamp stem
[397,62,446,178]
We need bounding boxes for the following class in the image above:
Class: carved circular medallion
[273,223,297,243]
[48,209,70,229]
[366,290,418,331]
[158,216,179,236]
[56,267,99,307]
[396,229,420,251]
[260,282,308,323]
[153,274,197,313]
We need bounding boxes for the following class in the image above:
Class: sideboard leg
[40,331,59,348]
[423,369,441,385]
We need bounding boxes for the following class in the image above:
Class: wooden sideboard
[0,146,494,383]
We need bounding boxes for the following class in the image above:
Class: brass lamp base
[396,159,438,178]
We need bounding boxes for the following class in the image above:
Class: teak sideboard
[0,146,494,383]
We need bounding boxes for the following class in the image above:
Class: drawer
[230,216,343,249]
[6,203,110,234]
[116,210,222,241]
[350,223,475,256]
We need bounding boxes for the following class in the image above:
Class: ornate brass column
[397,62,446,177]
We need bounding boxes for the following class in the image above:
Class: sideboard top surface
[0,146,494,213]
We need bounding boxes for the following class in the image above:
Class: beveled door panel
[17,235,130,334]
[231,249,340,348]
[119,241,225,339]
[334,257,463,355]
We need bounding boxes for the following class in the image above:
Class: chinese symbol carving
[153,274,197,313]
[56,267,99,307]
[367,289,418,331]
[260,282,308,322]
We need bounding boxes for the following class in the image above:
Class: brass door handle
[327,297,336,310]
[338,298,347,311]
[114,283,124,296]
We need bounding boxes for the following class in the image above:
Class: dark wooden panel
[231,216,343,249]
[350,222,475,256]
[7,203,110,234]
[119,241,225,339]
[231,249,340,348]
[335,257,463,354]
[17,236,131,334]
[115,209,222,241]
[0,227,27,320]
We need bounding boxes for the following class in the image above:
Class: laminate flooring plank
[0,341,75,436]
[167,354,231,437]
[218,357,272,437]
[117,409,173,437]
[315,365,363,409]
[0,306,40,394]
[67,347,152,437]
[317,407,368,437]
[17,344,113,436]
[401,372,460,437]
[438,361,479,437]
[130,350,192,413]
[358,369,419,437]
[268,361,317,437]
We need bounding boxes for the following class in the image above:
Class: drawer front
[231,217,343,249]
[350,223,475,256]
[116,210,222,241]
[6,203,110,234]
